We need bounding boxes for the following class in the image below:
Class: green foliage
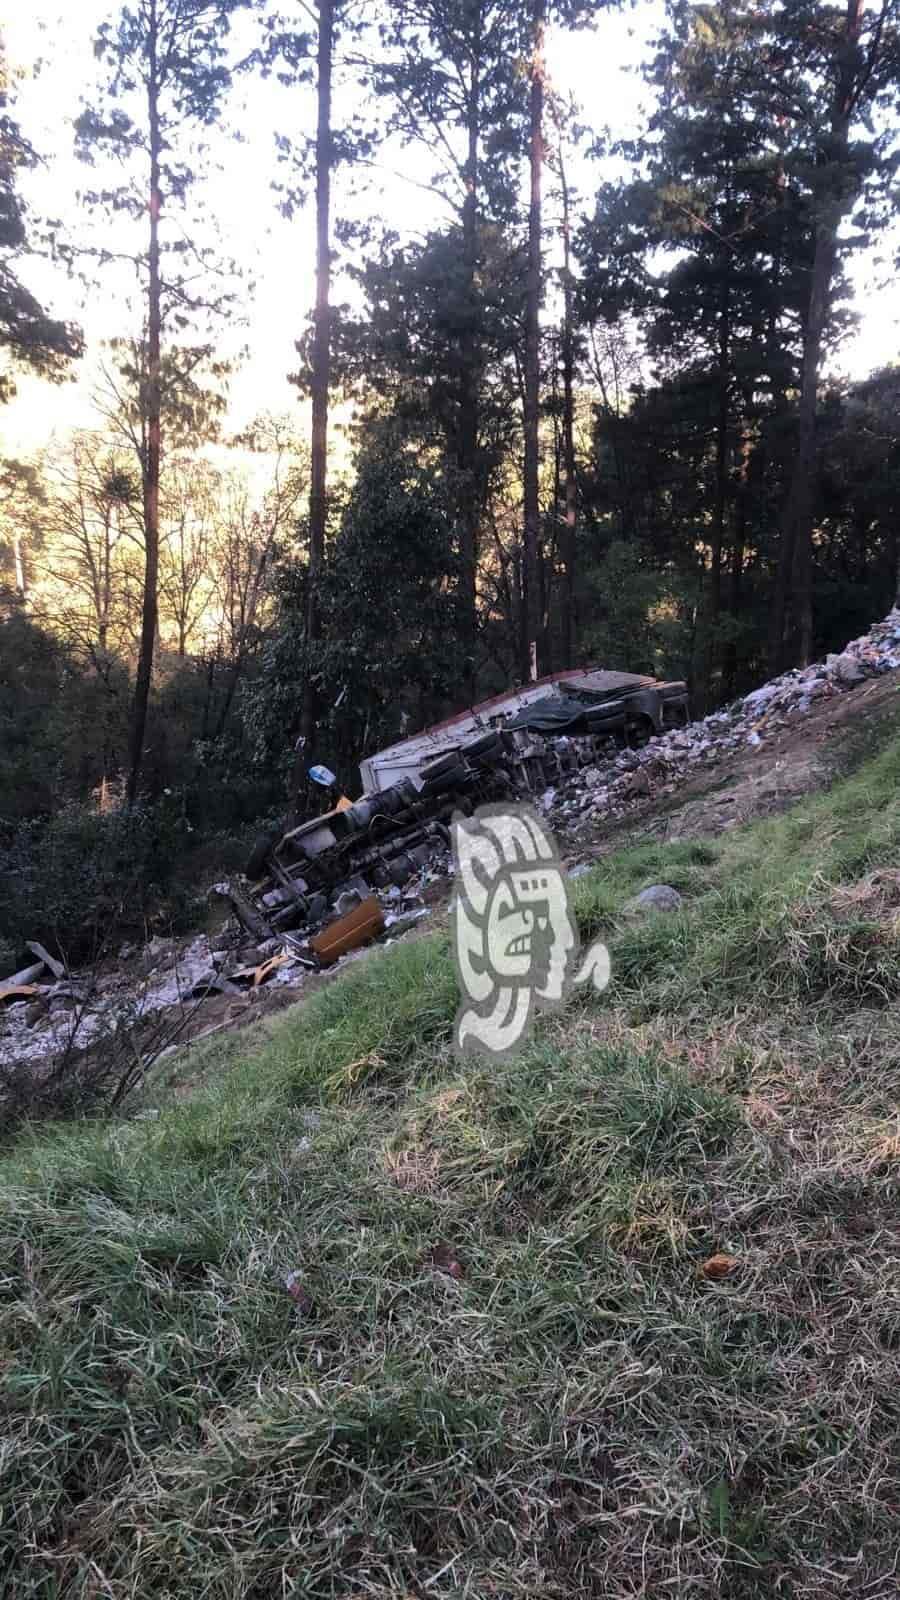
[0,42,82,401]
[576,0,900,697]
[0,605,280,962]
[319,426,467,746]
[0,796,198,963]
[579,538,693,677]
[245,423,469,783]
[74,0,245,215]
[0,598,130,819]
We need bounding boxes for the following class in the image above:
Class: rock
[25,998,48,1026]
[832,652,868,688]
[622,884,683,916]
[383,908,430,937]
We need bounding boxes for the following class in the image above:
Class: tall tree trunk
[300,0,334,747]
[200,652,216,742]
[12,531,25,596]
[457,12,481,699]
[696,271,730,715]
[784,225,838,667]
[521,0,544,684]
[855,505,870,583]
[127,0,161,808]
[770,0,864,673]
[722,427,751,700]
[100,511,111,656]
[763,146,793,673]
[557,115,577,669]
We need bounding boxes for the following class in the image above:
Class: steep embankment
[3,699,900,1598]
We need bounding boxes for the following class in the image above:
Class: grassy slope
[4,719,900,1598]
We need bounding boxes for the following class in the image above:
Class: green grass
[4,721,900,1597]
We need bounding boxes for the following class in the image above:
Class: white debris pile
[0,933,259,1072]
[1,872,438,1074]
[548,607,900,828]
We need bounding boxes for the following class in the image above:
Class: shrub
[0,797,196,965]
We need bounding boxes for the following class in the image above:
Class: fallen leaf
[700,1252,740,1280]
[428,1244,463,1280]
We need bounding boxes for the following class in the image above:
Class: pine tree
[578,0,812,706]
[262,1,370,751]
[300,0,335,748]
[374,0,526,688]
[522,0,545,682]
[76,0,243,805]
[765,0,900,669]
[0,32,81,403]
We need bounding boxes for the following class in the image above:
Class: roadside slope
[4,712,900,1599]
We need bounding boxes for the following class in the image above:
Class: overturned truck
[238,667,689,944]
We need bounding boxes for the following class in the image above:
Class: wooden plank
[26,941,65,980]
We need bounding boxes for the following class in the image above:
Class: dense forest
[2,0,900,956]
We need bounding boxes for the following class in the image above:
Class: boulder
[622,884,683,916]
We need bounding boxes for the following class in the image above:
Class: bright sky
[4,0,899,458]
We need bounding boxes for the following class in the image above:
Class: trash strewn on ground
[3,611,899,1079]
[543,607,900,831]
[230,667,689,953]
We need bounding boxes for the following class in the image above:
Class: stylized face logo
[485,867,574,993]
[452,804,609,1057]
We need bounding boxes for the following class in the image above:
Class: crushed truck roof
[358,666,667,793]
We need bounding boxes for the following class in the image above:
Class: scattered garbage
[0,983,42,1006]
[541,607,900,833]
[4,610,899,1079]
[1,959,48,996]
[0,928,317,1074]
[283,1270,315,1317]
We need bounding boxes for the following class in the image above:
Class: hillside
[4,693,900,1598]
